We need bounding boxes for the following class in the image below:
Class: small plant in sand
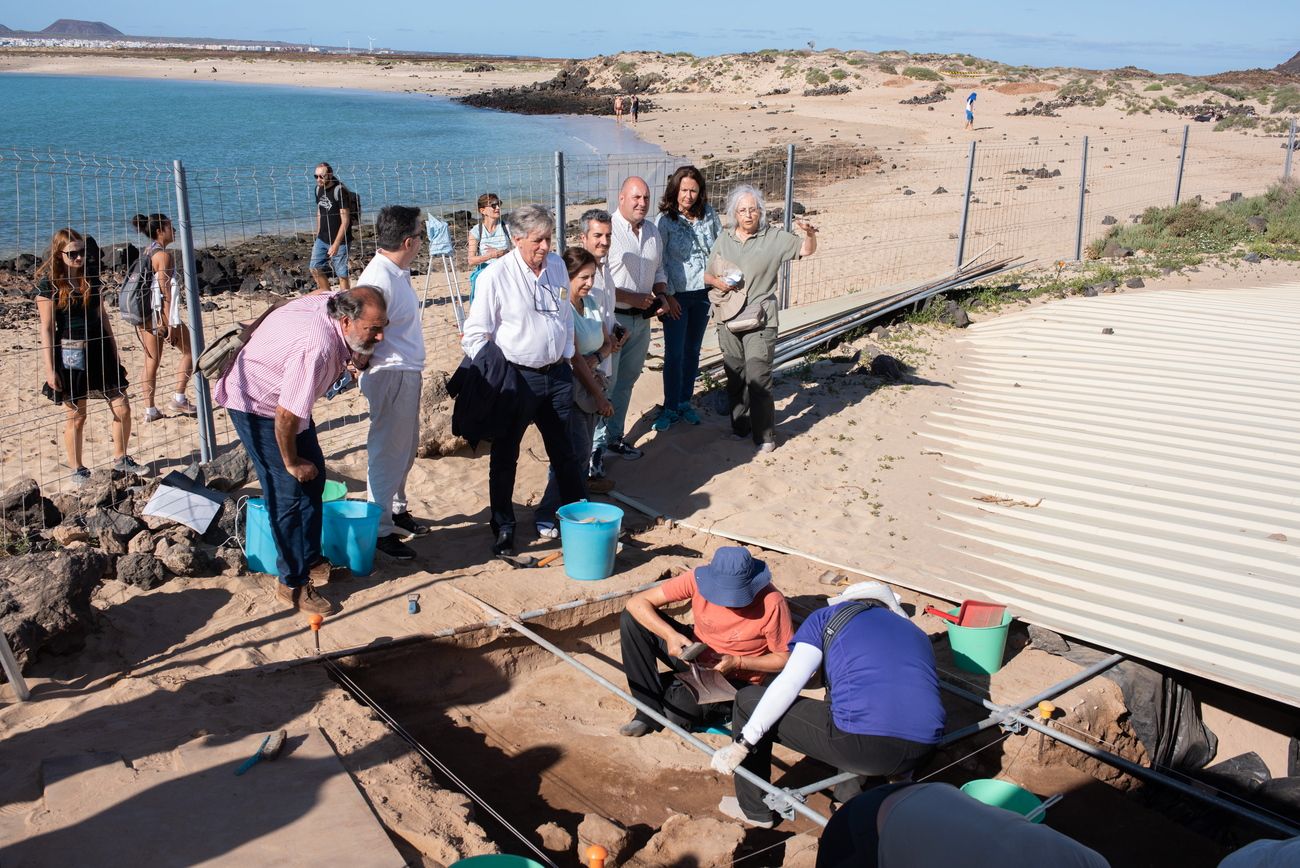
[1143,82,1164,92]
[1271,86,1300,114]
[902,66,942,82]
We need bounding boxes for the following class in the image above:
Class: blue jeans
[309,238,349,277]
[229,409,326,587]
[594,313,651,450]
[661,289,711,410]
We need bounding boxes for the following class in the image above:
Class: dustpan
[924,599,1007,628]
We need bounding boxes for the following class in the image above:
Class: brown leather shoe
[308,560,348,587]
[587,476,615,494]
[274,581,336,615]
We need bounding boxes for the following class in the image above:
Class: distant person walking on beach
[614,95,624,122]
[36,228,143,484]
[131,213,196,422]
[467,192,511,301]
[310,162,352,293]
[214,286,387,615]
[631,94,640,124]
[965,91,976,130]
[357,206,429,562]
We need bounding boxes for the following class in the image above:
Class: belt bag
[573,363,609,415]
[725,297,773,335]
[61,339,87,370]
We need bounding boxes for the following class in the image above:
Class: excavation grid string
[319,657,560,868]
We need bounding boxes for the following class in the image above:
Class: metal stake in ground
[452,586,831,828]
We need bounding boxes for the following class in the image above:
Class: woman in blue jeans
[654,165,720,431]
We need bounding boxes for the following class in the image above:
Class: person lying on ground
[617,546,792,737]
[711,581,945,828]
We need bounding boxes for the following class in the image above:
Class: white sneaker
[143,406,163,422]
[170,396,198,416]
[717,796,775,829]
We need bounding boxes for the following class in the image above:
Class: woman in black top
[35,228,144,485]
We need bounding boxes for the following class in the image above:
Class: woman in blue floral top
[654,166,721,430]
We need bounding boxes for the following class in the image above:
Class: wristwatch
[735,734,757,751]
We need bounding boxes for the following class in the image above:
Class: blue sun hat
[695,547,771,608]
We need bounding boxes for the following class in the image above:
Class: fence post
[1285,118,1296,181]
[173,160,216,464]
[1074,136,1090,261]
[0,631,30,702]
[954,140,976,268]
[778,143,795,308]
[1174,125,1189,205]
[553,151,566,254]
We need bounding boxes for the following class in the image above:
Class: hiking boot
[717,796,775,829]
[169,395,198,416]
[71,466,92,488]
[275,581,335,615]
[392,510,431,537]
[113,455,149,475]
[605,439,644,460]
[677,404,702,425]
[308,560,345,587]
[377,533,416,560]
[587,476,615,494]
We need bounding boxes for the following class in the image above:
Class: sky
[7,2,1298,76]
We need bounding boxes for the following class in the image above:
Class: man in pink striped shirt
[215,287,387,614]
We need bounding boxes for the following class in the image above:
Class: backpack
[340,185,361,237]
[196,297,287,380]
[118,242,157,326]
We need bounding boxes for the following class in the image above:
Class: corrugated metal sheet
[926,286,1300,707]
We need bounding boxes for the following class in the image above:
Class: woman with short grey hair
[703,186,817,453]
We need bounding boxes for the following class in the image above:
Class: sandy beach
[2,47,1298,865]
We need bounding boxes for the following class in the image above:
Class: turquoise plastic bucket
[945,607,1013,675]
[244,498,280,575]
[960,778,1045,822]
[556,502,623,581]
[322,480,348,502]
[450,857,545,868]
[322,500,382,577]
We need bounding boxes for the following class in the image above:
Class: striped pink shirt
[214,293,350,432]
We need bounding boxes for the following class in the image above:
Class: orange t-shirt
[659,569,794,682]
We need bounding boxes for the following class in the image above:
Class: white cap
[829,580,907,617]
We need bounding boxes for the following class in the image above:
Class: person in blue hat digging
[616,546,794,737]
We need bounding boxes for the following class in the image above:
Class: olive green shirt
[709,224,801,327]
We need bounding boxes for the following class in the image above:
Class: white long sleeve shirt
[609,209,667,312]
[461,248,575,368]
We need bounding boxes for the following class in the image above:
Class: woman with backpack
[132,213,196,421]
[36,228,144,485]
[466,192,511,302]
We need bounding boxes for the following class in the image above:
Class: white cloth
[829,581,906,617]
[609,209,667,311]
[739,641,823,746]
[360,368,421,537]
[150,270,182,328]
[462,248,575,367]
[358,253,425,373]
[588,258,616,376]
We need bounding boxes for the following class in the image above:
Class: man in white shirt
[578,207,621,487]
[357,205,427,561]
[594,177,677,463]
[461,204,587,556]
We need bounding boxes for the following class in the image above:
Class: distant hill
[39,19,123,38]
[1277,51,1300,75]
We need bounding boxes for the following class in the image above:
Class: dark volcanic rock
[115,552,168,589]
[199,443,254,493]
[940,300,971,328]
[1,477,61,538]
[456,63,656,116]
[900,86,950,106]
[868,354,909,381]
[0,548,111,666]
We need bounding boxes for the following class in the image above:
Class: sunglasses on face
[315,174,330,180]
[63,248,85,259]
[485,202,501,209]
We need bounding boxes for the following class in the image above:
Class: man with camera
[593,176,676,464]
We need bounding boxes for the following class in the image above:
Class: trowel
[497,551,562,569]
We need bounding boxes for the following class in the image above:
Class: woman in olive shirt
[35,228,143,484]
[703,185,817,452]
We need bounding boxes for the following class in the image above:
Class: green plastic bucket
[322,480,348,502]
[960,778,1045,823]
[945,607,1012,675]
[450,857,545,868]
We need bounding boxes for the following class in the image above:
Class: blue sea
[0,73,665,256]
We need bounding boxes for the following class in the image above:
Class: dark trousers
[619,609,726,729]
[814,783,915,868]
[489,364,586,534]
[661,289,711,410]
[229,409,325,588]
[716,325,777,445]
[731,684,936,820]
[536,403,597,523]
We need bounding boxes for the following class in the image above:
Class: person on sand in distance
[965,91,976,130]
[703,184,817,453]
[356,205,429,562]
[310,162,352,293]
[214,286,388,615]
[616,547,792,738]
[614,94,624,123]
[710,582,944,828]
[460,203,588,557]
